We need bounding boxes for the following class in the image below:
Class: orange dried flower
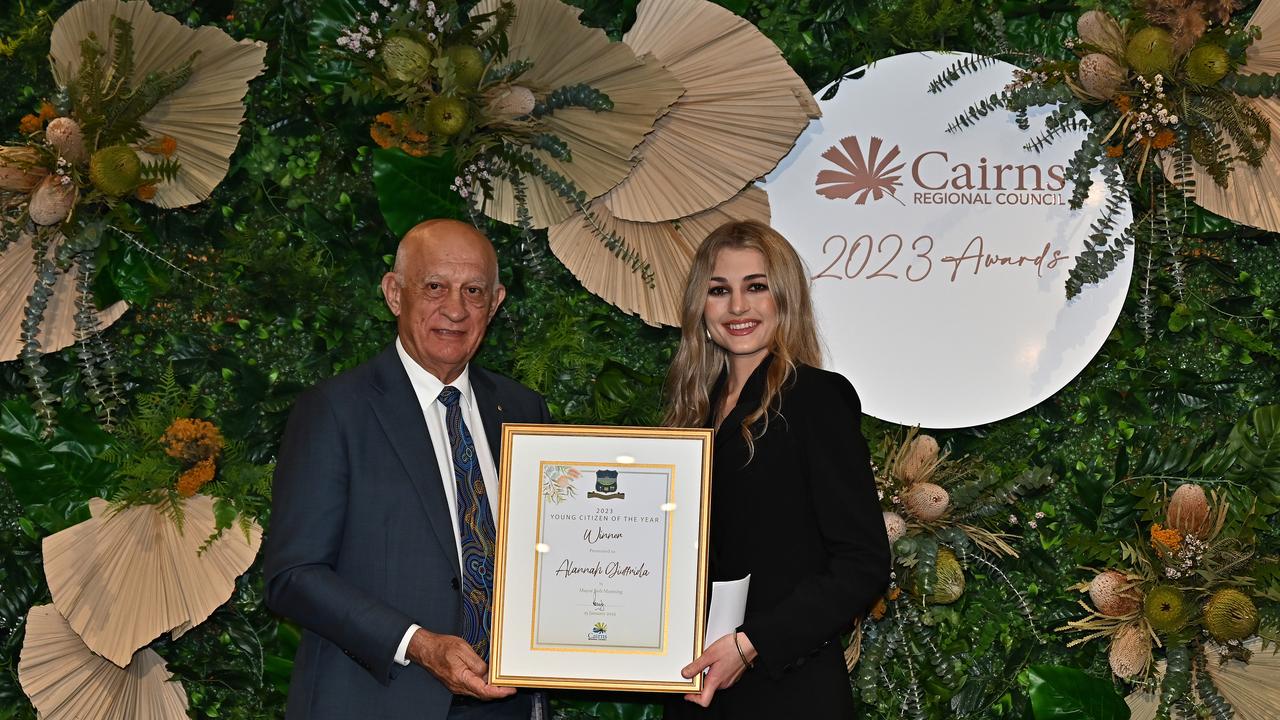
[370,123,396,149]
[135,184,157,201]
[1106,144,1124,158]
[141,136,178,157]
[1114,95,1132,113]
[1150,522,1183,554]
[19,114,42,134]
[176,457,216,497]
[886,586,902,601]
[869,597,887,620]
[1152,128,1175,149]
[38,102,58,121]
[161,418,225,463]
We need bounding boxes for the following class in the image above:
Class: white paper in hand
[704,575,750,647]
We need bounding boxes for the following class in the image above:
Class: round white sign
[760,52,1133,429]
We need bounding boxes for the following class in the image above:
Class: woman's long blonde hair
[663,220,821,460]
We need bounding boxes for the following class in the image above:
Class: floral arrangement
[326,0,644,259]
[849,429,1054,716]
[1061,481,1278,719]
[1,16,188,424]
[933,1,1280,303]
[106,369,270,546]
[0,0,265,434]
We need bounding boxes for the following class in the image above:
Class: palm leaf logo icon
[815,136,906,205]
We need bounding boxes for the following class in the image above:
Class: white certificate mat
[491,425,713,693]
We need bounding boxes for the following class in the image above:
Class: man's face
[382,224,506,383]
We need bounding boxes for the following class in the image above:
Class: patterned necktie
[437,385,496,659]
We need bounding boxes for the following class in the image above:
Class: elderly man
[265,219,551,719]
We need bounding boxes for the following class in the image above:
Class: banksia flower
[38,101,58,121]
[1166,483,1210,537]
[28,174,77,225]
[0,146,48,192]
[1203,588,1258,642]
[1108,624,1150,678]
[382,35,434,83]
[882,511,907,544]
[161,418,225,463]
[45,117,86,163]
[1089,569,1141,617]
[897,434,940,484]
[89,146,143,197]
[176,457,216,497]
[903,482,949,522]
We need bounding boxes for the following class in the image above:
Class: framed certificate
[490,424,714,692]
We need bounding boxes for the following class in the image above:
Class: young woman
[664,220,890,718]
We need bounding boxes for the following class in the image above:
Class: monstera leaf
[1026,665,1131,720]
[1225,405,1280,492]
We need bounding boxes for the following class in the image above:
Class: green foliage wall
[1,1,1277,718]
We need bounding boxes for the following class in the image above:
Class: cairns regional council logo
[588,622,608,641]
[814,135,1067,207]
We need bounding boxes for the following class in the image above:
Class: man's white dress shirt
[392,338,502,665]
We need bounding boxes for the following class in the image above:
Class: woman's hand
[680,632,757,707]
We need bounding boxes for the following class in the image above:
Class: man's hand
[406,628,516,700]
[680,632,756,707]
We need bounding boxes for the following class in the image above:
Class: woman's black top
[665,355,891,719]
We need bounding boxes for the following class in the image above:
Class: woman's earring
[704,327,712,342]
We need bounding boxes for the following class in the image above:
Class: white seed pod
[1078,53,1126,100]
[1089,569,1141,617]
[0,146,47,192]
[883,511,907,545]
[28,174,78,226]
[487,85,537,118]
[45,117,85,164]
[903,482,949,522]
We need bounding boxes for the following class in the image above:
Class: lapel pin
[497,404,504,412]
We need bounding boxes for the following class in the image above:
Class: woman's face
[703,247,778,365]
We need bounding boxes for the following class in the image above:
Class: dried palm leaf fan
[548,186,770,326]
[604,0,819,222]
[472,0,684,228]
[0,232,126,362]
[1126,638,1280,720]
[1159,0,1280,231]
[49,0,267,208]
[41,496,262,668]
[18,604,188,719]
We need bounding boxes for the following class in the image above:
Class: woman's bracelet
[733,632,754,669]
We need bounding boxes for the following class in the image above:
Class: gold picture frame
[490,424,714,693]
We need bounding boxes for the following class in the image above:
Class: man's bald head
[381,218,507,383]
[393,219,500,288]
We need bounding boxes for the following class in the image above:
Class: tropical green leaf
[1025,665,1131,720]
[372,147,467,238]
